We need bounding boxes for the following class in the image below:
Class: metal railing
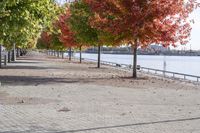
[82,58,200,82]
[140,67,200,82]
[46,50,200,83]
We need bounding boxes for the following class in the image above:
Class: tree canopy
[83,0,199,77]
[84,0,198,47]
[32,0,199,77]
[0,0,59,49]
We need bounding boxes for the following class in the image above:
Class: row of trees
[0,0,60,61]
[38,0,199,78]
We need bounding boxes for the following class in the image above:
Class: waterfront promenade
[0,51,200,133]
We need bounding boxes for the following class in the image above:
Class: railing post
[163,71,166,77]
[184,75,186,80]
[197,78,199,82]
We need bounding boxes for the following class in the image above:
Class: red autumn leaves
[84,0,197,47]
[56,8,77,48]
[38,0,198,78]
[40,0,198,52]
[40,31,52,49]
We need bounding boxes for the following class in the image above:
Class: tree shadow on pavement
[0,76,91,86]
[0,74,151,86]
[1,65,60,70]
[10,61,41,64]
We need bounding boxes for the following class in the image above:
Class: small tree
[37,32,52,49]
[56,8,77,61]
[69,0,123,67]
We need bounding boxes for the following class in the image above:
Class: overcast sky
[185,8,200,50]
[56,0,200,50]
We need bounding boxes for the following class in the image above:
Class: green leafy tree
[0,0,58,50]
[69,0,123,67]
[69,0,98,63]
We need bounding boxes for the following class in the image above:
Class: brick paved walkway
[0,52,200,133]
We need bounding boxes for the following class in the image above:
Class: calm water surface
[74,53,200,76]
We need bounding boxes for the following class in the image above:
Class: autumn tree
[37,31,52,49]
[84,0,198,78]
[69,0,98,63]
[56,8,77,61]
[37,3,65,51]
[69,0,124,67]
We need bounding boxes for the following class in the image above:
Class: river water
[74,53,200,77]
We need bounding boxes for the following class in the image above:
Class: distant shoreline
[80,52,200,57]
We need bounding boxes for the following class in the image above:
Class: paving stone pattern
[0,52,200,133]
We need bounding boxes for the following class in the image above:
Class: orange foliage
[84,0,199,47]
[40,31,52,48]
[56,8,77,48]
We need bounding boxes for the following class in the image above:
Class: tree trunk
[62,51,64,59]
[16,48,20,57]
[57,51,59,58]
[20,49,22,56]
[97,44,101,68]
[60,51,61,57]
[11,43,16,61]
[4,55,7,66]
[8,51,11,63]
[69,47,72,61]
[79,46,82,63]
[132,39,138,78]
[0,45,2,68]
